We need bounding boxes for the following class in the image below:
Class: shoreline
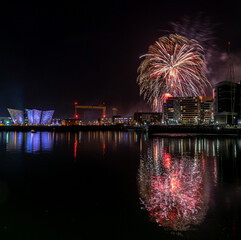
[0,125,241,135]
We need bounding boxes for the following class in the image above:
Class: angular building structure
[7,108,24,124]
[26,109,42,124]
[41,110,54,125]
[8,108,54,125]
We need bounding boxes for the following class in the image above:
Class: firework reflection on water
[138,137,216,231]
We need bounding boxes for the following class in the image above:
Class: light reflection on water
[0,131,140,155]
[0,131,241,237]
[0,132,53,153]
[138,137,219,231]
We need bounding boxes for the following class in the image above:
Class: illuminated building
[26,109,42,124]
[213,81,240,124]
[112,116,133,125]
[7,108,24,124]
[134,112,162,124]
[100,117,113,125]
[0,117,12,125]
[62,119,82,126]
[200,96,214,124]
[164,97,202,124]
[41,110,54,124]
[8,108,54,125]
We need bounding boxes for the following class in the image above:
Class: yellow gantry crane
[74,104,106,118]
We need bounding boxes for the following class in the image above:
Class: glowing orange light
[170,177,178,191]
[103,114,106,118]
[163,152,171,169]
[103,142,106,158]
[74,139,77,160]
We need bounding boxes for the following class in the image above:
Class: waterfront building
[7,108,24,124]
[112,116,133,125]
[100,117,113,125]
[164,97,201,124]
[41,110,55,125]
[26,109,42,124]
[134,112,162,124]
[0,117,12,125]
[62,119,82,126]
[200,96,214,124]
[8,108,54,125]
[213,81,240,124]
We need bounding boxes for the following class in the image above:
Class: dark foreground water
[0,131,241,239]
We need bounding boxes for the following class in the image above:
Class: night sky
[0,1,241,118]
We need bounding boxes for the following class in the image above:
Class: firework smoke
[170,15,227,86]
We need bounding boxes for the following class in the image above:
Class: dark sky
[0,1,241,118]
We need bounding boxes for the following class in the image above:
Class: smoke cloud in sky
[169,14,239,89]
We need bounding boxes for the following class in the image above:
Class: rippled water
[0,131,241,239]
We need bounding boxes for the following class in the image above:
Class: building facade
[164,97,213,124]
[134,112,162,124]
[8,108,54,125]
[213,81,240,125]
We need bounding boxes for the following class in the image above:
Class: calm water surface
[0,131,241,239]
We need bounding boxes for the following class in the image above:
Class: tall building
[200,96,214,124]
[213,81,240,124]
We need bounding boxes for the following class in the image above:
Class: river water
[0,131,240,239]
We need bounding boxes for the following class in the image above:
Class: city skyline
[0,1,241,118]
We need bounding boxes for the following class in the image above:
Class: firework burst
[137,34,211,111]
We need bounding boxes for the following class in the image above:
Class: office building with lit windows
[164,96,213,124]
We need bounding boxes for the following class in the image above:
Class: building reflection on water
[2,132,53,153]
[0,131,140,156]
[138,136,220,231]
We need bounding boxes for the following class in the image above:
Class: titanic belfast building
[8,108,54,125]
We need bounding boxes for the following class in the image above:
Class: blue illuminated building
[7,109,24,124]
[41,110,54,125]
[8,108,54,125]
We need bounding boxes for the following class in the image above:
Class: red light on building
[228,41,231,45]
[103,114,106,118]
[164,93,172,98]
[75,114,78,119]
[74,102,78,105]
[162,93,173,103]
